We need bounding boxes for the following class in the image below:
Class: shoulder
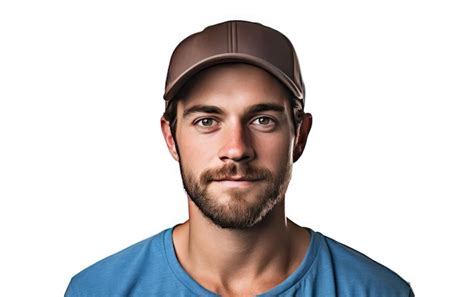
[65,229,172,297]
[315,232,414,296]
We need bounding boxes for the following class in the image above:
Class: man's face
[169,63,297,229]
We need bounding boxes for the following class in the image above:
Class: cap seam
[227,22,231,53]
[234,21,238,52]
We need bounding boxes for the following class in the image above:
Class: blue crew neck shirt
[65,227,414,296]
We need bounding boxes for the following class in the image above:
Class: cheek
[254,134,294,166]
[177,130,217,166]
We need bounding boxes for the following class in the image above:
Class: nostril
[219,147,252,162]
[218,141,255,162]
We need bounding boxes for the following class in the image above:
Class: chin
[197,191,282,230]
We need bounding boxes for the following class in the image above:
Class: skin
[161,63,313,297]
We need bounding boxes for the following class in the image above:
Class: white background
[1,0,473,296]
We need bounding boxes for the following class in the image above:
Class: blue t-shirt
[65,227,414,296]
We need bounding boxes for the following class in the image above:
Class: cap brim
[163,53,304,102]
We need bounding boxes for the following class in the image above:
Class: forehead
[176,63,293,112]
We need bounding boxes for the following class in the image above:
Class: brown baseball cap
[163,20,305,107]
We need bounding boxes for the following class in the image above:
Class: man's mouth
[212,176,263,187]
[214,176,259,181]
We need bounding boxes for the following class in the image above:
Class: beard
[178,159,292,230]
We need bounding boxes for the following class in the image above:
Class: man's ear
[293,113,313,163]
[160,116,179,161]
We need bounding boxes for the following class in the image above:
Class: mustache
[200,163,272,185]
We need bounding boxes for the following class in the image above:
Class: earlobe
[293,113,313,163]
[160,116,179,161]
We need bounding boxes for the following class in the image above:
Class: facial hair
[178,159,292,229]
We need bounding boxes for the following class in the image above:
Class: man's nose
[218,123,255,163]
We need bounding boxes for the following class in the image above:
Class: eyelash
[195,118,218,127]
[252,116,275,126]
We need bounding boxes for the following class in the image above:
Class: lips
[213,176,261,182]
[212,177,262,187]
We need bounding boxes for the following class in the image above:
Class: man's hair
[163,72,304,139]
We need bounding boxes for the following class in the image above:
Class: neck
[172,197,310,296]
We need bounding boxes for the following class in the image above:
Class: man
[65,20,414,296]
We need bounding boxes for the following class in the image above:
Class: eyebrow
[182,103,286,119]
[246,103,285,114]
[182,105,225,118]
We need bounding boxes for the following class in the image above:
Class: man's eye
[252,116,274,126]
[196,118,216,127]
